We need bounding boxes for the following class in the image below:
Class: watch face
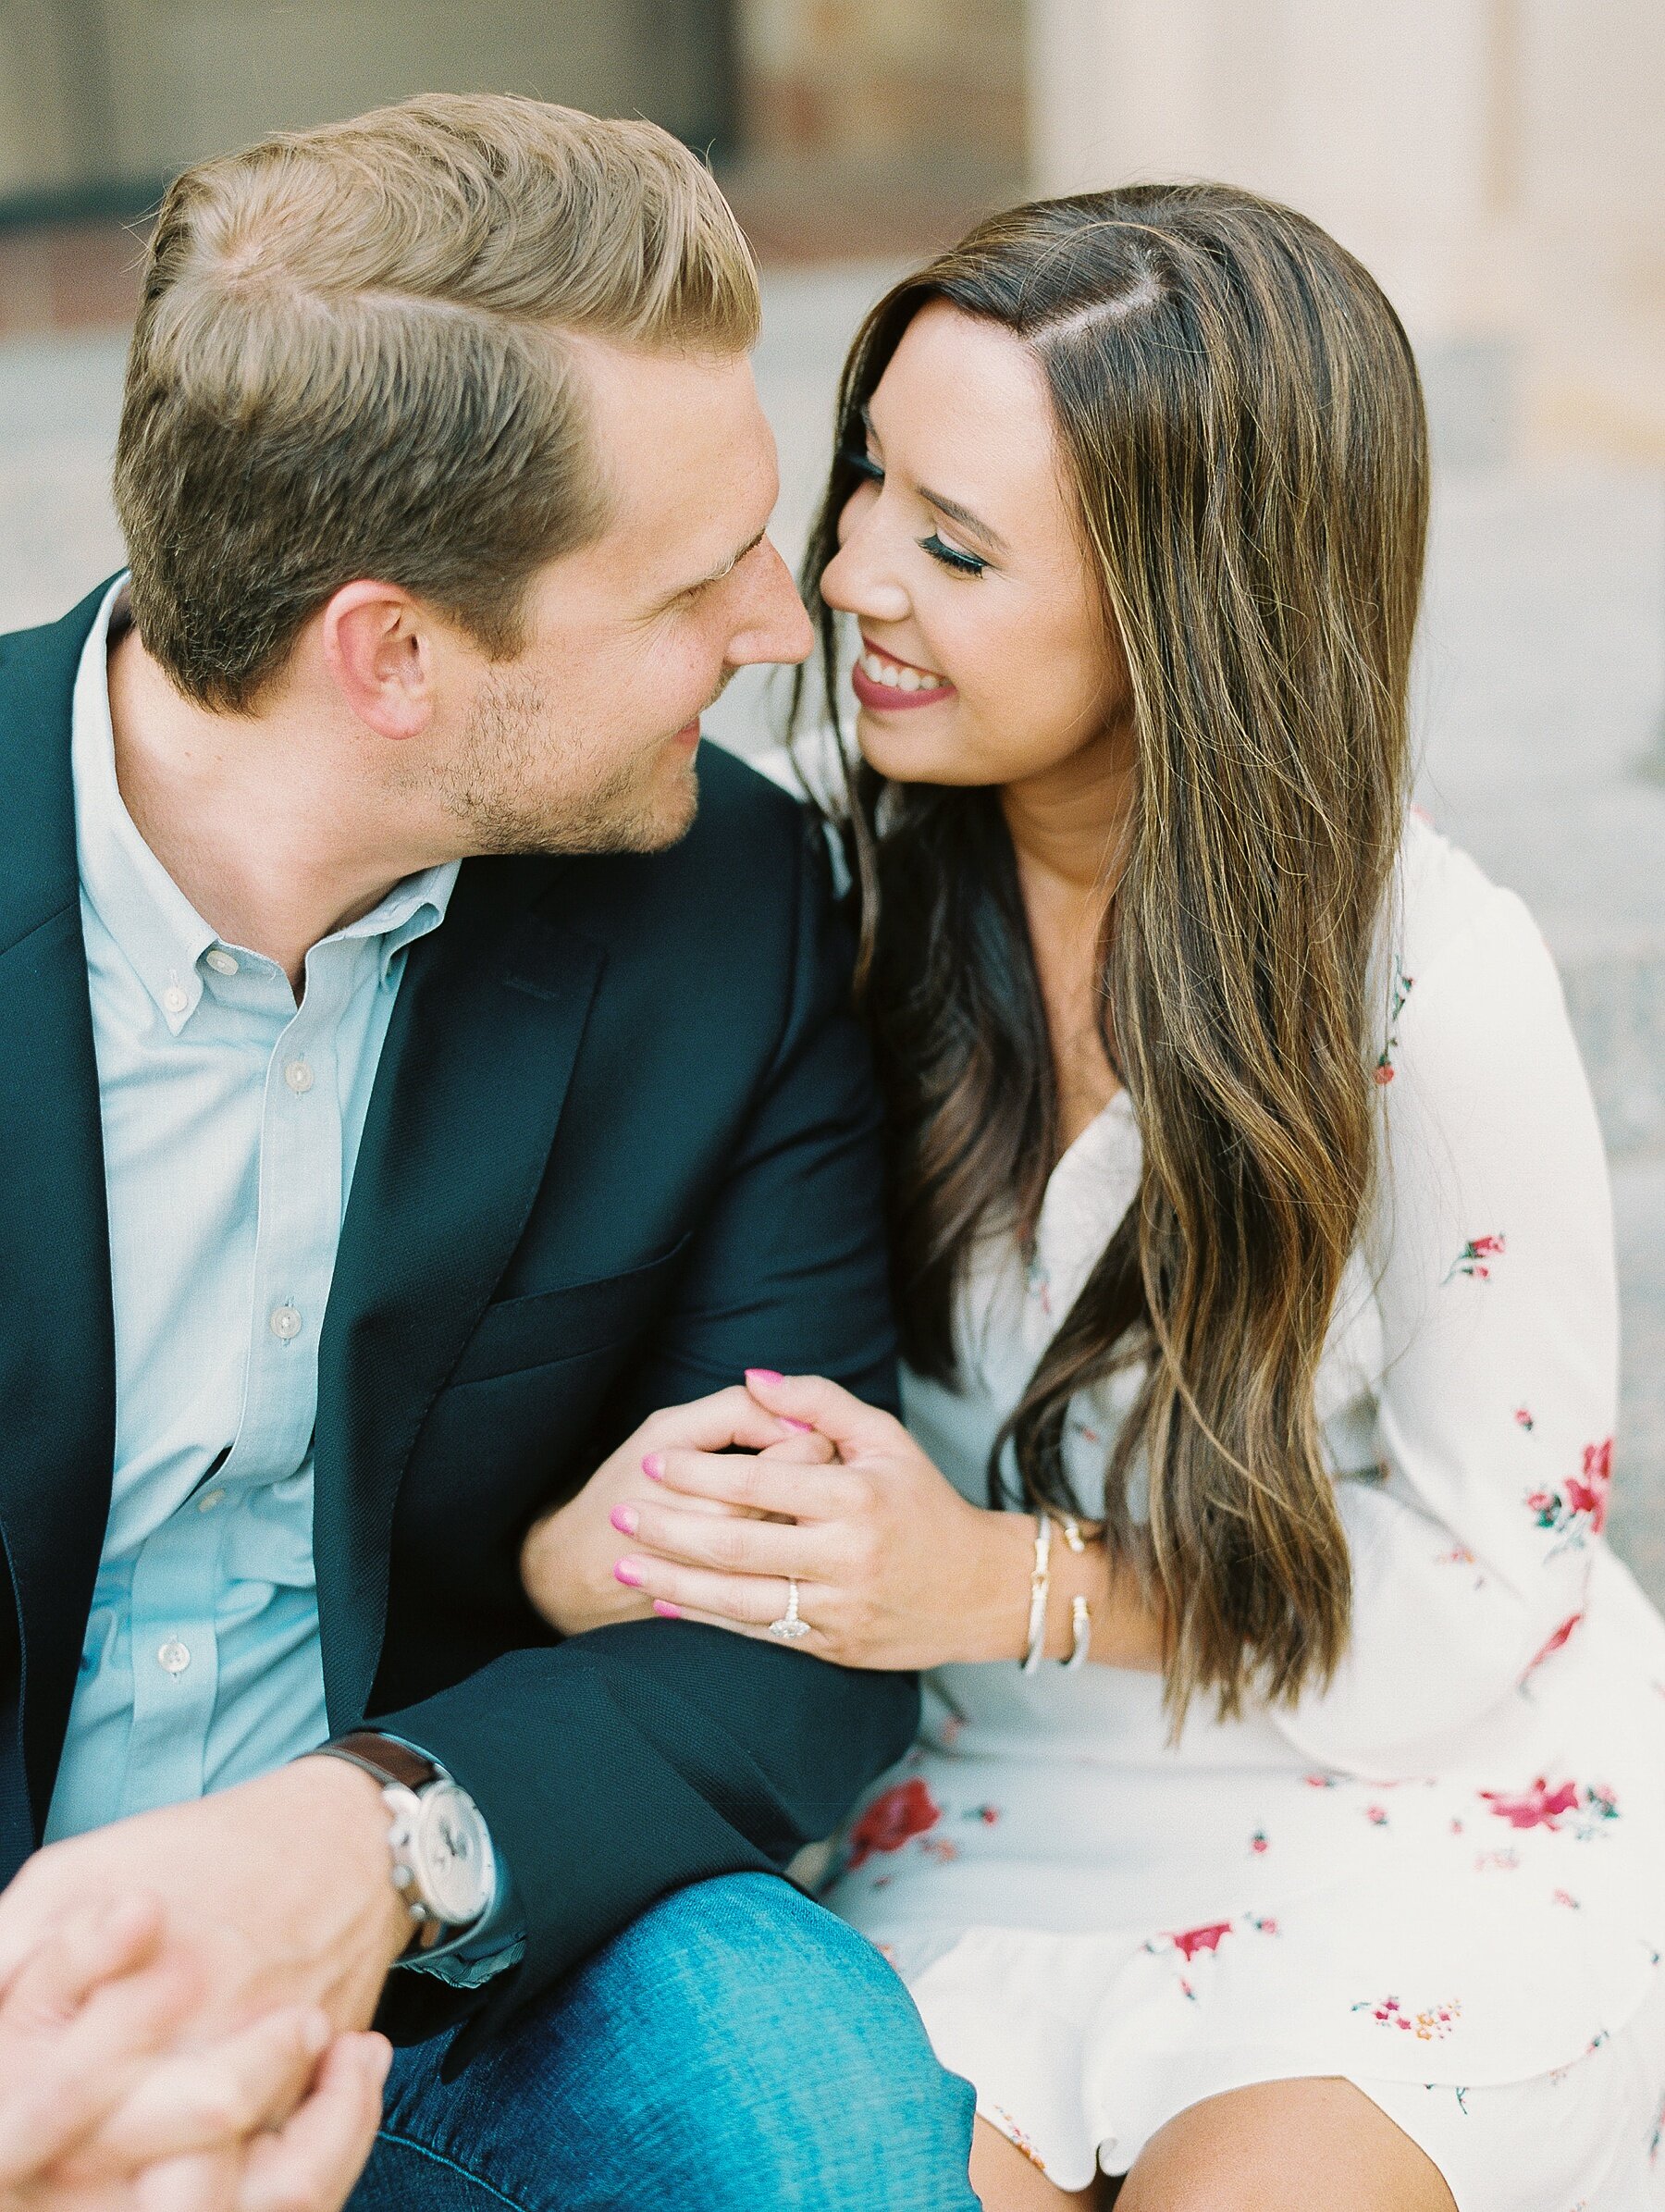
[413,1784,495,1926]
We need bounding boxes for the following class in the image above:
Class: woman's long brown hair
[792,183,1429,1724]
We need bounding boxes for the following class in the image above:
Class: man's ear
[319,582,435,740]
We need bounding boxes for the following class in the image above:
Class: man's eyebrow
[862,402,1008,556]
[667,525,768,601]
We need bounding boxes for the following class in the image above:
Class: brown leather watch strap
[314,1732,449,1956]
[319,1730,442,1795]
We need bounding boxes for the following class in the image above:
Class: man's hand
[0,1761,410,2054]
[520,1383,835,1637]
[0,1892,392,2211]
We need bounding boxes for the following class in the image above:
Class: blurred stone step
[1561,946,1665,1161]
[1610,1153,1665,1611]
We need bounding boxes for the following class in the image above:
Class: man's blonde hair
[113,93,761,709]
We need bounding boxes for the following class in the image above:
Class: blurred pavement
[3,264,1662,1601]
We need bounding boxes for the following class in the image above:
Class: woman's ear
[319,581,435,741]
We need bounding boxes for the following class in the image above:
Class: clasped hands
[0,1885,388,2212]
[521,1371,1127,1671]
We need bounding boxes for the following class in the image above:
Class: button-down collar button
[197,1487,227,1513]
[284,1058,314,1094]
[204,948,239,976]
[157,1639,191,1674]
[162,984,189,1016]
[269,1304,302,1342]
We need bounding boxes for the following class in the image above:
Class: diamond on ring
[768,1576,811,1641]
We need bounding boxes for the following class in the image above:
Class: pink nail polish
[610,1505,638,1535]
[746,1368,784,1386]
[642,1453,664,1480]
[780,1416,813,1433]
[614,1560,644,1587]
[653,1600,682,1619]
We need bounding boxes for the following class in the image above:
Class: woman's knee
[1116,2078,1455,2212]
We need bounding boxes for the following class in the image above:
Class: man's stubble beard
[424,665,700,858]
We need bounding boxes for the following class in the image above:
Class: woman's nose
[821,534,909,626]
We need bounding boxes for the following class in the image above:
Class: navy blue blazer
[0,584,916,2054]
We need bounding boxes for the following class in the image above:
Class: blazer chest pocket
[447,1233,693,1387]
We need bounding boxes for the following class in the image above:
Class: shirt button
[284,1058,314,1094]
[269,1304,302,1342]
[162,984,189,1016]
[197,1487,227,1513]
[156,1639,191,1675]
[204,948,239,976]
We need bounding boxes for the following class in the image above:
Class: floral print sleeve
[1271,870,1618,1774]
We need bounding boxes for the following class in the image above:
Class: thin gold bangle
[1020,1513,1053,1674]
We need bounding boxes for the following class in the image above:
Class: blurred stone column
[1025,0,1665,465]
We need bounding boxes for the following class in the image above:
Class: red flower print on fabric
[1478,1777,1619,1838]
[1565,1440,1612,1531]
[1513,1407,1535,1432]
[1250,1827,1269,1855]
[1147,1920,1237,2004]
[1168,1922,1233,1962]
[1374,965,1414,1084]
[1442,1233,1505,1285]
[1526,1440,1613,1551]
[1521,1613,1584,1683]
[848,1778,943,1868]
[1480,1777,1579,1829]
[1350,1996,1462,2042]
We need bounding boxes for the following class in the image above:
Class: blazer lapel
[314,859,606,1727]
[0,588,120,1831]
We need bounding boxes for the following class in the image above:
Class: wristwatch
[318,1732,497,1958]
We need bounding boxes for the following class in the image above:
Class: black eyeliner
[919,533,986,576]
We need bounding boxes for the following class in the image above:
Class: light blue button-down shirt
[45,580,462,1843]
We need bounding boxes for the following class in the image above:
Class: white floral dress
[820,815,1665,2208]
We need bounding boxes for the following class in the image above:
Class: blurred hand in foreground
[0,1891,391,2211]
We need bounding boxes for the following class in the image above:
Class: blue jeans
[348,1873,980,2210]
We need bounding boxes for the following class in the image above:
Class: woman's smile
[852,634,956,711]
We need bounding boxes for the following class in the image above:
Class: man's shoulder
[612,738,816,912]
[0,582,118,683]
[689,739,810,856]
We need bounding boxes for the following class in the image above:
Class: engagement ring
[768,1576,811,1640]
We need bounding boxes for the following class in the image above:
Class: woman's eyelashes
[842,445,988,577]
[919,532,987,577]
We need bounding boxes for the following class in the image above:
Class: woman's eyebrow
[862,402,1007,554]
[916,484,1008,556]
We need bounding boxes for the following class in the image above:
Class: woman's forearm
[958,1508,1166,1673]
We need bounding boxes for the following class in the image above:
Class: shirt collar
[72,576,460,1030]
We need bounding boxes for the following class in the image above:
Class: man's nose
[726,539,815,670]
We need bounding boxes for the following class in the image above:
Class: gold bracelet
[1019,1513,1053,1674]
[1055,1515,1092,1668]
